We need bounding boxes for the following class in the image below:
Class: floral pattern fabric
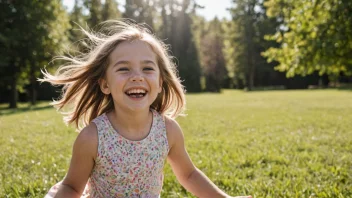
[45,109,169,198]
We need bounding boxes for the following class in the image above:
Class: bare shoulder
[74,122,98,159]
[77,123,98,143]
[164,116,184,149]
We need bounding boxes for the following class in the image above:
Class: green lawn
[0,90,351,197]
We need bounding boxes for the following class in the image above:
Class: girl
[41,21,251,198]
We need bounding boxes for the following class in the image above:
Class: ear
[99,78,111,95]
[158,78,163,93]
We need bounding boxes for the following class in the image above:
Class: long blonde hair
[39,20,186,130]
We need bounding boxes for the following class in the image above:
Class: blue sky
[62,0,232,21]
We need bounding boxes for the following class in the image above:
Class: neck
[109,107,152,137]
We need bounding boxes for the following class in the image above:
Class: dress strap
[91,113,107,136]
[152,110,170,153]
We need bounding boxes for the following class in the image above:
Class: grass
[0,89,351,197]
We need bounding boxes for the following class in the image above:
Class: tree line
[1,0,351,108]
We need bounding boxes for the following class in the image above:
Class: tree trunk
[9,73,18,109]
[245,2,255,91]
[30,60,37,105]
[171,0,179,56]
[249,62,255,90]
[161,0,168,39]
[245,31,253,90]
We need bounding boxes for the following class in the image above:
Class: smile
[125,88,148,98]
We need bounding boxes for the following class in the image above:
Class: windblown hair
[39,20,186,130]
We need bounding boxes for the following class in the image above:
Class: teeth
[126,89,146,94]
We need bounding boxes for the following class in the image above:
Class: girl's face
[101,40,162,113]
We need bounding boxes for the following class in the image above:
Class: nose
[130,71,144,82]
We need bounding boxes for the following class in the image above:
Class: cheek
[109,73,126,83]
[106,75,126,92]
[151,75,162,88]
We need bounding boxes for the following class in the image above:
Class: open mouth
[125,88,148,98]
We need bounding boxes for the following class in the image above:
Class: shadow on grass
[0,104,53,116]
[337,85,352,91]
[242,84,352,92]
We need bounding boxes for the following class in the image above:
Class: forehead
[108,40,157,63]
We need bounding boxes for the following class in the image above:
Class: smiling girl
[41,21,251,198]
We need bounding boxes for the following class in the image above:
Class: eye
[117,67,129,72]
[143,67,155,71]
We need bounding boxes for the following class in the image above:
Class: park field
[0,89,351,197]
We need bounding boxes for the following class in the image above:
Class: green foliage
[102,0,122,21]
[68,0,87,44]
[123,0,155,29]
[0,1,70,106]
[222,20,240,84]
[68,0,122,52]
[158,0,202,92]
[84,0,103,27]
[263,0,352,77]
[198,18,228,92]
[225,0,280,89]
[1,90,351,197]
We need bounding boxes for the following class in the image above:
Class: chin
[126,105,151,113]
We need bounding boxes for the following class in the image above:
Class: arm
[54,123,98,198]
[165,117,250,198]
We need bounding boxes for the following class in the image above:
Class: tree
[263,0,352,79]
[225,0,281,90]
[123,0,156,29]
[223,18,246,88]
[226,0,260,90]
[102,0,122,21]
[0,1,70,107]
[159,0,202,92]
[199,18,227,92]
[84,0,103,28]
[69,0,87,43]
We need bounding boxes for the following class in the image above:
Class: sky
[62,0,232,21]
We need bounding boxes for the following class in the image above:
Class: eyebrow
[141,60,157,65]
[113,60,157,67]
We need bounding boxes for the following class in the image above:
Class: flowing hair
[39,20,186,130]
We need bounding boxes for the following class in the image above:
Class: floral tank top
[88,109,169,198]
